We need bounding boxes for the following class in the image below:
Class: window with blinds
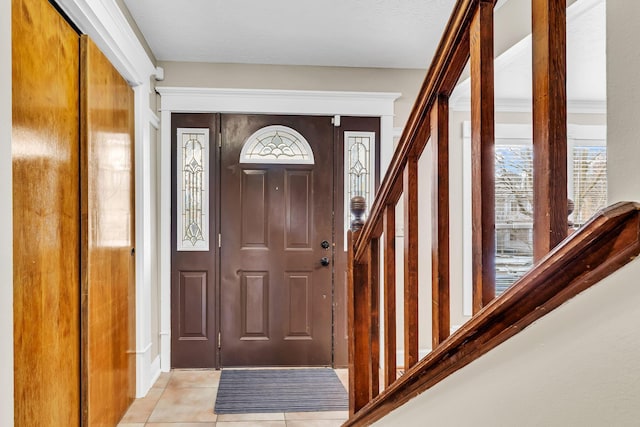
[494,140,607,295]
[571,145,607,226]
[495,144,534,295]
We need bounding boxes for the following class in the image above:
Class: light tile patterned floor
[118,369,349,427]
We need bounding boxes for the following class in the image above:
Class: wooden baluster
[431,95,451,347]
[403,157,419,368]
[369,238,380,399]
[532,0,567,261]
[347,229,356,414]
[383,205,397,387]
[470,0,496,314]
[348,197,371,413]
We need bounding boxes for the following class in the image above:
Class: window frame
[461,122,607,315]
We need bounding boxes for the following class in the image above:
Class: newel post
[350,196,367,231]
[347,196,372,414]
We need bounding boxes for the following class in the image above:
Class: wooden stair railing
[346,202,640,426]
[344,0,622,425]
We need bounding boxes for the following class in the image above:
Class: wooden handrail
[352,0,481,263]
[346,0,619,424]
[344,202,640,426]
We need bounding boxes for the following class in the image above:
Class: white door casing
[157,87,400,371]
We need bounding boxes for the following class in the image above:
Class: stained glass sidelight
[344,131,376,247]
[177,128,209,251]
[239,125,314,164]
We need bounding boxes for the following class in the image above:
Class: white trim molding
[451,97,607,114]
[157,87,400,371]
[55,0,156,85]
[149,356,162,390]
[0,0,14,423]
[157,87,399,117]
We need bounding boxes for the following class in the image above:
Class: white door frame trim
[0,0,13,423]
[156,86,400,371]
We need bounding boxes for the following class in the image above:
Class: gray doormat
[214,368,348,414]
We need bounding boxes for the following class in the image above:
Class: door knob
[320,257,330,266]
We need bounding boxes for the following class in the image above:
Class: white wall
[417,146,433,351]
[375,256,640,427]
[158,61,425,129]
[607,0,640,204]
[0,0,13,424]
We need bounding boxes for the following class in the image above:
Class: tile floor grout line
[145,371,172,425]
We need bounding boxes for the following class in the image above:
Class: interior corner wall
[607,0,640,204]
[375,257,640,427]
[0,0,14,424]
[157,62,425,129]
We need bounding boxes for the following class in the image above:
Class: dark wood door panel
[285,272,313,338]
[171,113,378,368]
[178,271,209,339]
[241,170,269,248]
[240,271,270,339]
[221,114,333,366]
[285,170,313,249]
[171,113,219,368]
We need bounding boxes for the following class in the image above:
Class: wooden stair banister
[345,0,625,425]
[345,202,640,426]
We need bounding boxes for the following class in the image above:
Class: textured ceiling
[122,0,456,69]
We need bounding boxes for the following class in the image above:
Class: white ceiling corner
[121,0,457,69]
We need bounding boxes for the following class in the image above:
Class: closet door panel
[12,0,81,424]
[80,35,136,426]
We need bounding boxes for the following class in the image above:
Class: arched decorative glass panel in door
[239,125,315,164]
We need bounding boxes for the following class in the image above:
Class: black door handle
[320,257,330,266]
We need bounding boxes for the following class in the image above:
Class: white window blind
[495,145,534,295]
[571,145,607,226]
[494,141,607,295]
[462,123,607,312]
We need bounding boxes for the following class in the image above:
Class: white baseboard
[160,330,171,372]
[148,355,162,389]
[135,344,150,398]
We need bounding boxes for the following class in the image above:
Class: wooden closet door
[80,36,136,425]
[12,0,81,424]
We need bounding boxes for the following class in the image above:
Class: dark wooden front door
[220,114,334,366]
